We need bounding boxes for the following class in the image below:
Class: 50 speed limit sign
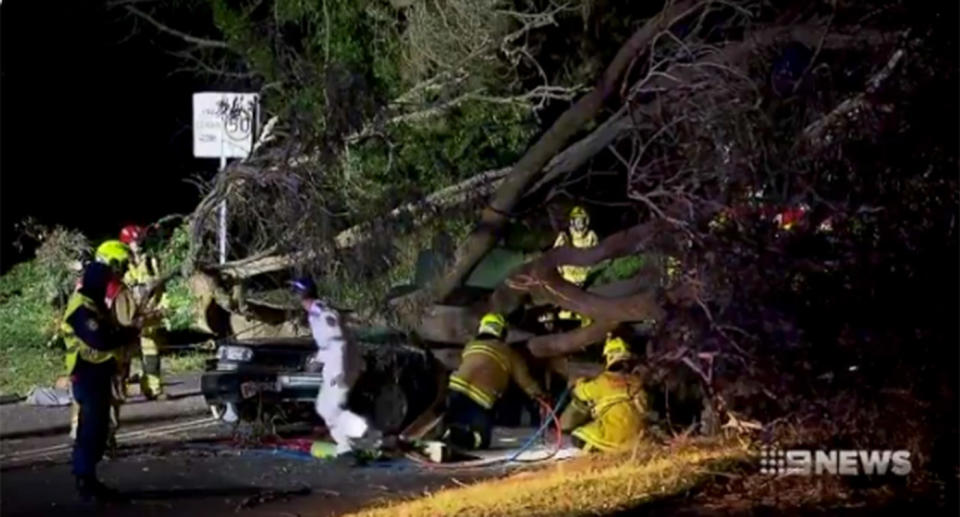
[192,92,259,159]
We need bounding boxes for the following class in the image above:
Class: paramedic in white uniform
[291,277,371,455]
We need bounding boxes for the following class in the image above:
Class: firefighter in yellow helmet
[559,334,647,452]
[443,313,548,450]
[120,225,166,400]
[62,260,139,501]
[551,205,598,325]
[554,205,599,286]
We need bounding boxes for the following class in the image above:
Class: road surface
[0,376,530,516]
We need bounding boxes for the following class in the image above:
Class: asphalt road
[1,414,494,517]
[0,383,531,517]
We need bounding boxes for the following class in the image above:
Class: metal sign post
[193,92,259,265]
[218,134,228,264]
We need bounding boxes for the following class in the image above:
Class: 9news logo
[760,447,911,476]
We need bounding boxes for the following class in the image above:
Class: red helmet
[119,225,146,244]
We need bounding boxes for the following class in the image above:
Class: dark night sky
[1,1,220,271]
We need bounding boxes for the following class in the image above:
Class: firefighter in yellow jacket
[552,205,598,325]
[553,205,599,286]
[443,313,548,450]
[120,225,165,400]
[560,334,647,452]
[63,260,139,501]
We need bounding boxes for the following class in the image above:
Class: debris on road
[234,486,311,511]
[24,386,71,406]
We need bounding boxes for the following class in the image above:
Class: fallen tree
[156,1,956,494]
[426,0,707,303]
[389,21,894,326]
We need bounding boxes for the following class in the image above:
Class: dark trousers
[444,391,493,450]
[72,358,116,478]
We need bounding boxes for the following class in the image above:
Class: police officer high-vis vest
[61,293,120,374]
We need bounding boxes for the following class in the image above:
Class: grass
[0,349,213,397]
[0,346,63,397]
[163,350,212,374]
[0,261,63,396]
[350,438,751,517]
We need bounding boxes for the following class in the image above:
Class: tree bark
[501,222,672,356]
[411,304,537,345]
[527,320,619,358]
[429,0,705,303]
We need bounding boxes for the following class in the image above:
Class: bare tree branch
[802,47,906,146]
[212,167,511,279]
[125,6,229,49]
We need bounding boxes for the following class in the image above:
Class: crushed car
[202,328,444,435]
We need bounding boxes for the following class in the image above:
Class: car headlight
[218,345,253,362]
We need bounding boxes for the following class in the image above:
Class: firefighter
[63,260,139,501]
[559,334,647,452]
[554,205,599,286]
[119,225,165,400]
[552,205,599,326]
[443,313,548,450]
[291,277,377,458]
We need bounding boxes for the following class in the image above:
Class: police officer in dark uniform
[61,261,138,502]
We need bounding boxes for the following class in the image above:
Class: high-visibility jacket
[123,254,158,286]
[61,293,131,374]
[124,254,163,311]
[449,338,544,410]
[553,229,599,286]
[109,284,141,369]
[569,371,646,452]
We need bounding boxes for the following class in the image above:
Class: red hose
[534,398,563,459]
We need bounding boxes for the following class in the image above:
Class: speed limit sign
[192,92,259,159]
[192,92,260,265]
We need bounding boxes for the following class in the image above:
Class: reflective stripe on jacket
[570,371,646,452]
[123,255,158,286]
[554,230,599,285]
[448,338,543,410]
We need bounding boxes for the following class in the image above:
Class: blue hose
[244,448,316,461]
[507,385,572,463]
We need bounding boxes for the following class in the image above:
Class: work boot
[75,475,122,503]
[141,371,165,401]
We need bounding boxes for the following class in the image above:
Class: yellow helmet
[95,240,131,271]
[478,313,507,339]
[569,205,590,233]
[603,334,633,369]
[569,205,589,221]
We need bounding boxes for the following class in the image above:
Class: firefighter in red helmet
[119,225,165,399]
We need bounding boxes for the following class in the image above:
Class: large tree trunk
[502,222,691,356]
[527,320,619,358]
[428,0,704,303]
[411,304,537,345]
